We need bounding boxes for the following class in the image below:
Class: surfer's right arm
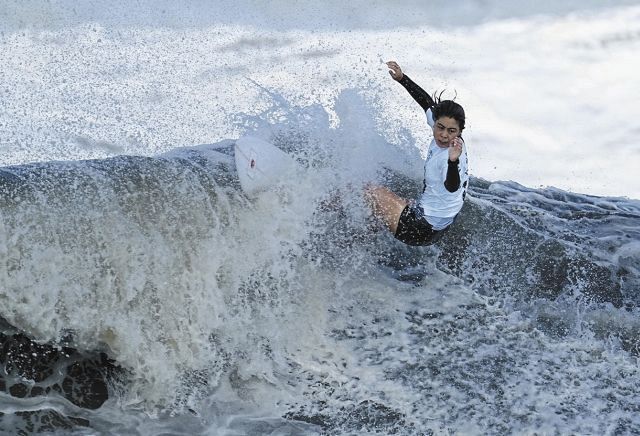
[386,61,435,112]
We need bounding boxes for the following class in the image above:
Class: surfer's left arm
[444,137,464,192]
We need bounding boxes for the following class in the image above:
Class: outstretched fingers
[386,61,403,81]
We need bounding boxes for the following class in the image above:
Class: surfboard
[234,136,299,196]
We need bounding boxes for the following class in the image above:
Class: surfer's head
[431,99,465,133]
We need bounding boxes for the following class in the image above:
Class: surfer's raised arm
[386,61,435,112]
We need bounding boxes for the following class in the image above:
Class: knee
[363,183,379,202]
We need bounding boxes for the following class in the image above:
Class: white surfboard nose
[234,136,299,196]
[243,149,257,179]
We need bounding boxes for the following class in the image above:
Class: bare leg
[364,184,408,235]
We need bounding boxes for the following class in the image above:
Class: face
[432,116,461,148]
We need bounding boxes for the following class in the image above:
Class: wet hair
[431,91,465,132]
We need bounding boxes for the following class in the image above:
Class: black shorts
[394,204,445,246]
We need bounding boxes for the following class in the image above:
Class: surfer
[365,61,469,246]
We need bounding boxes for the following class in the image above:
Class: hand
[448,137,463,162]
[386,61,404,81]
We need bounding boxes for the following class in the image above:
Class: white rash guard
[418,108,469,230]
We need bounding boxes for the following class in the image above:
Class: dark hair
[431,92,465,132]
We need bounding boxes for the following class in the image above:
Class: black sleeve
[398,74,435,112]
[444,159,461,192]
